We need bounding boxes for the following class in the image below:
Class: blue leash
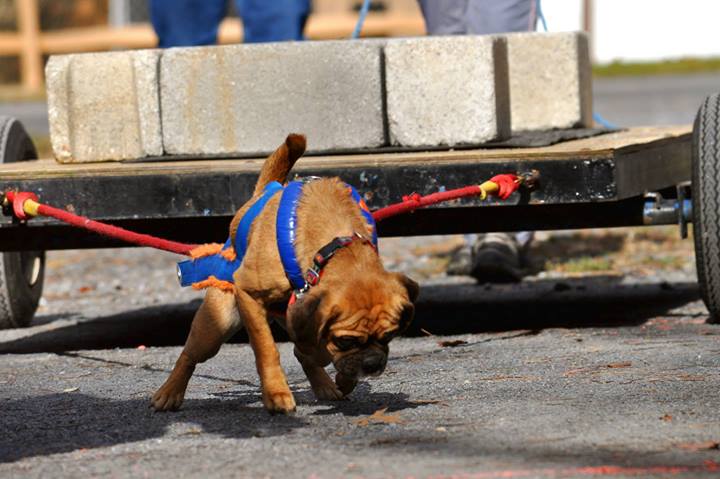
[536,0,618,130]
[535,0,548,33]
[351,0,372,39]
[592,113,617,129]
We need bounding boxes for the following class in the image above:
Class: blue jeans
[150,0,310,47]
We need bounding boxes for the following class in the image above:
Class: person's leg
[514,231,535,249]
[464,0,536,281]
[419,0,538,282]
[149,0,227,48]
[417,0,468,35]
[470,233,523,283]
[465,0,537,34]
[446,233,476,275]
[448,230,535,280]
[235,0,310,43]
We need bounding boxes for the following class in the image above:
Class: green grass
[545,256,614,274]
[593,57,720,77]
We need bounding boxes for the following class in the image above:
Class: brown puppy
[151,134,418,414]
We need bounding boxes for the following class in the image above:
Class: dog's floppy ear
[287,290,324,345]
[394,273,418,333]
[396,273,419,303]
[398,302,415,333]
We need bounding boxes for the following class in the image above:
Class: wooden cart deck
[0,126,692,249]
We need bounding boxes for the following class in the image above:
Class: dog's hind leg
[151,288,241,411]
[252,134,306,196]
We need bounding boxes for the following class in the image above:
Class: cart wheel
[0,116,45,329]
[692,94,720,324]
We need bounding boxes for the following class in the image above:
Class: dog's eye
[333,336,360,351]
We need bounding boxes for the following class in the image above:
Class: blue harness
[177,180,377,291]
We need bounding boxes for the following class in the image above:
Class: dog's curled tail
[253,134,306,196]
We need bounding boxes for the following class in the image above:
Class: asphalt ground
[1,74,720,477]
[1,238,719,478]
[2,306,719,479]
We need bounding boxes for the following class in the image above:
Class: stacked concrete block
[159,41,385,156]
[46,50,162,163]
[44,33,594,163]
[383,35,511,148]
[505,31,592,132]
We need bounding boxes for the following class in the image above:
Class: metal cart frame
[1,108,717,327]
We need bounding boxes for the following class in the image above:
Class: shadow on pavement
[0,384,422,463]
[58,351,258,388]
[410,277,702,335]
[0,277,702,354]
[0,392,305,464]
[308,382,422,416]
[0,301,204,354]
[209,381,421,417]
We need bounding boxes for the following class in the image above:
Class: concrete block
[160,40,385,156]
[506,31,592,131]
[46,50,162,163]
[384,35,510,148]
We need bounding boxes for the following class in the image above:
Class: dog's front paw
[262,389,296,414]
[313,381,345,401]
[306,367,345,401]
[151,384,186,412]
[335,373,358,396]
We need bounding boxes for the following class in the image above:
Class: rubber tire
[0,116,45,329]
[692,94,720,324]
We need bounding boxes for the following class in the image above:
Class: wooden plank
[0,125,693,245]
[39,24,157,53]
[0,151,621,227]
[29,12,424,55]
[0,32,22,55]
[615,133,692,199]
[0,126,691,180]
[306,12,425,38]
[219,13,425,42]
[0,10,424,94]
[16,0,43,92]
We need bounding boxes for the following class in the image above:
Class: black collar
[292,232,377,301]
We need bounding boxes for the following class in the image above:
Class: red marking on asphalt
[415,460,720,478]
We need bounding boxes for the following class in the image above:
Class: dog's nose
[362,355,385,375]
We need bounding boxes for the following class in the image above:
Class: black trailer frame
[0,126,691,249]
[2,119,716,328]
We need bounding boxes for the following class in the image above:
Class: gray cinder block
[383,35,511,148]
[46,50,162,163]
[160,40,385,156]
[506,31,593,131]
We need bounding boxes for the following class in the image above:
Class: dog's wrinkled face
[288,271,419,380]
